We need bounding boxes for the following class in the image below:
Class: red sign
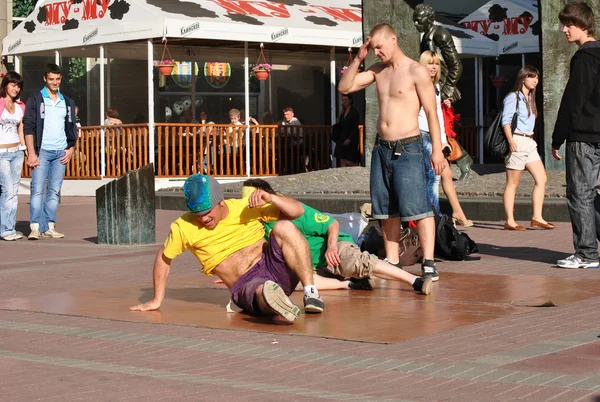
[43,0,110,26]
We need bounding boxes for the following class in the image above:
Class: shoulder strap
[514,92,520,116]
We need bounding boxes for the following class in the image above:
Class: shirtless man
[338,23,446,281]
[130,174,324,322]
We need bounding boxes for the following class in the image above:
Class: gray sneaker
[303,290,324,313]
[28,230,41,240]
[556,254,599,269]
[421,259,439,282]
[261,281,300,322]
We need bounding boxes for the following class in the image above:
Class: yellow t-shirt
[163,198,280,275]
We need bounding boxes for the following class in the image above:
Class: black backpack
[434,215,478,260]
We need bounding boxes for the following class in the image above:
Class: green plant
[13,0,37,28]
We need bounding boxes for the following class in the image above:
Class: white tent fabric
[459,0,539,55]
[435,22,498,57]
[3,0,363,55]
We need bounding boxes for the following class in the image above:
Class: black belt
[376,135,421,149]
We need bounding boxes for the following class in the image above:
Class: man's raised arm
[249,189,304,219]
[129,247,172,311]
[338,39,376,94]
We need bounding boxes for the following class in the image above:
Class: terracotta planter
[254,70,270,81]
[158,65,174,76]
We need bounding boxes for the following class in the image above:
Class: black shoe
[304,290,324,313]
[413,277,433,295]
[348,277,375,290]
[421,259,439,282]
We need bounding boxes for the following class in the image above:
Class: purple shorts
[230,235,299,315]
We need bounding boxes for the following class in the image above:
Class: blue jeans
[0,150,24,237]
[30,149,66,233]
[565,142,600,260]
[421,132,441,214]
[370,136,433,221]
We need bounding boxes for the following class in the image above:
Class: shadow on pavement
[477,243,566,263]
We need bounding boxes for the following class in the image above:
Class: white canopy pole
[14,55,20,74]
[244,41,250,177]
[106,50,111,109]
[55,50,60,66]
[148,40,155,167]
[99,45,106,177]
[330,47,337,167]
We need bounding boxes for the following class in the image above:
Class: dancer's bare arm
[248,189,304,219]
[324,220,342,267]
[129,247,172,311]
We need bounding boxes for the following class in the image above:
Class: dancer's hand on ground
[509,140,518,153]
[248,189,272,208]
[325,244,341,268]
[552,148,562,161]
[431,150,447,175]
[129,300,161,312]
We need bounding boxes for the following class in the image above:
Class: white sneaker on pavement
[556,254,599,269]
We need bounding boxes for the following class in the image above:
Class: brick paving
[0,196,599,401]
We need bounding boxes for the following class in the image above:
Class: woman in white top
[0,72,26,241]
[418,51,473,227]
[502,66,554,230]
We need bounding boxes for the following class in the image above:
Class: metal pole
[477,57,484,164]
[330,47,337,167]
[99,45,106,177]
[86,57,91,126]
[148,40,155,166]
[521,53,525,67]
[244,41,251,177]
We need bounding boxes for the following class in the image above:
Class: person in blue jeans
[23,63,77,240]
[552,2,600,269]
[0,72,27,241]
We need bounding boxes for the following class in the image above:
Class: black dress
[334,106,360,163]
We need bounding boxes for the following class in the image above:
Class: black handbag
[484,93,520,159]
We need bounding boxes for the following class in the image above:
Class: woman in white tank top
[0,71,26,241]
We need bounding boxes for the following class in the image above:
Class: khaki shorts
[323,241,379,278]
[505,135,540,170]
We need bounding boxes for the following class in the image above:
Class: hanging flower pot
[252,43,272,81]
[254,69,270,81]
[490,75,508,89]
[158,61,175,76]
[157,39,176,76]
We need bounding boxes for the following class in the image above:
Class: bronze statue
[413,4,472,180]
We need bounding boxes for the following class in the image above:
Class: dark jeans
[565,142,600,260]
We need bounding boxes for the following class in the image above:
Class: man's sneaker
[304,290,324,313]
[413,277,433,295]
[261,280,300,322]
[28,230,41,240]
[43,223,65,239]
[556,254,599,269]
[348,277,375,291]
[383,258,403,269]
[421,259,439,282]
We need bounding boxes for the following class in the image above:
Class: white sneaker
[556,254,599,269]
[42,229,65,239]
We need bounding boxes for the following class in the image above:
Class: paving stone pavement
[1,196,599,401]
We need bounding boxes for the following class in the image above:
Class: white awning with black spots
[3,0,363,55]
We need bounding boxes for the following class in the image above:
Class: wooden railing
[155,123,332,178]
[19,121,480,179]
[455,118,480,163]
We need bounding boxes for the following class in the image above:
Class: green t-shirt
[264,203,354,269]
